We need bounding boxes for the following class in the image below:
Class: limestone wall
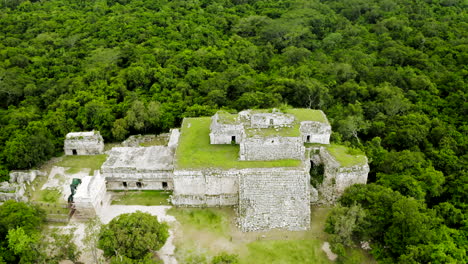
[250,113,295,128]
[209,115,244,144]
[64,131,104,155]
[238,167,310,232]
[74,171,108,219]
[168,129,180,151]
[300,121,331,144]
[316,148,369,204]
[239,136,304,161]
[172,169,239,206]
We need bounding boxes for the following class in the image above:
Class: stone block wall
[300,121,331,144]
[238,167,310,231]
[172,169,239,206]
[250,113,295,128]
[239,136,304,161]
[209,116,244,144]
[316,148,369,204]
[64,131,104,155]
[74,171,109,219]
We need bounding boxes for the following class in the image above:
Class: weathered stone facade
[239,136,304,161]
[300,121,331,144]
[64,131,104,155]
[238,167,310,231]
[77,108,368,231]
[73,171,109,218]
[102,146,174,191]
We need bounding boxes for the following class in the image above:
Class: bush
[98,211,169,260]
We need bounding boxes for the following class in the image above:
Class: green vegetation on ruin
[111,190,172,206]
[245,122,301,138]
[286,109,329,124]
[56,155,108,175]
[216,111,239,125]
[168,206,374,264]
[326,145,367,167]
[176,118,301,169]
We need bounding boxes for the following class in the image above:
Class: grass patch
[111,190,172,206]
[40,188,61,203]
[244,240,330,264]
[168,207,231,235]
[56,154,107,175]
[176,118,301,169]
[139,136,169,147]
[326,144,367,167]
[216,111,238,124]
[285,108,329,124]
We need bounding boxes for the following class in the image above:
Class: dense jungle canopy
[0,0,466,263]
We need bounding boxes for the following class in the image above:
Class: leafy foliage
[0,0,466,262]
[98,211,169,260]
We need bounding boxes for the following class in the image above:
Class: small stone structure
[73,171,109,218]
[64,131,104,155]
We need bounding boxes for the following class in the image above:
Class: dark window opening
[72,149,77,155]
[162,182,168,189]
[231,136,236,143]
[309,160,324,188]
[306,135,310,142]
[123,182,127,188]
[136,182,142,188]
[270,119,274,125]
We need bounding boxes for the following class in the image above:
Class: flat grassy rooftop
[176,117,301,169]
[326,144,367,167]
[285,108,329,124]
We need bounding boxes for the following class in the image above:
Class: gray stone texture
[238,167,310,232]
[64,131,104,155]
[74,171,110,219]
[250,112,295,128]
[102,146,174,191]
[239,136,304,161]
[300,121,331,144]
[209,113,244,144]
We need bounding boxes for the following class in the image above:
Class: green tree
[98,211,169,260]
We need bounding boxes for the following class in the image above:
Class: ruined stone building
[71,109,369,232]
[64,131,104,155]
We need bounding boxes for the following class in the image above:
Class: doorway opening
[162,182,168,189]
[231,136,236,144]
[136,182,142,188]
[123,182,127,188]
[306,135,310,142]
[72,149,77,155]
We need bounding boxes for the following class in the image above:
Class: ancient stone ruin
[64,131,104,155]
[60,109,369,232]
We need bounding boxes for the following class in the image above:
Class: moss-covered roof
[326,144,367,167]
[245,123,301,138]
[216,111,238,125]
[176,117,302,169]
[285,109,329,124]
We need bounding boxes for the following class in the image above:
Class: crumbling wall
[172,169,239,206]
[64,131,104,155]
[250,113,295,128]
[209,114,244,144]
[239,136,304,161]
[316,148,369,204]
[238,167,310,232]
[168,129,180,151]
[74,171,108,219]
[300,121,331,144]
